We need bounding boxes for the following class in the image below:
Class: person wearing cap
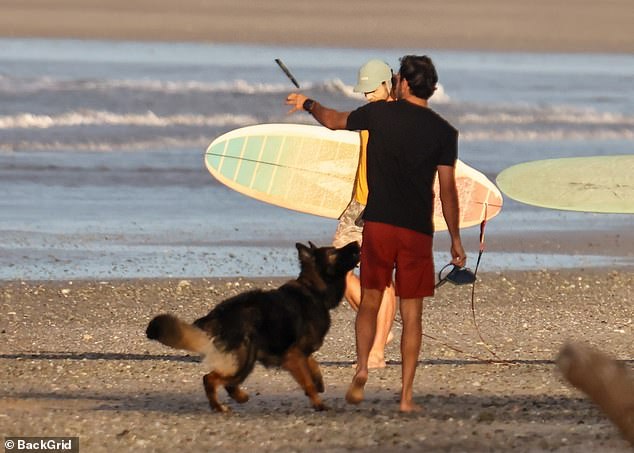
[286,55,466,412]
[332,59,397,370]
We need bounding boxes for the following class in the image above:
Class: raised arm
[286,93,350,130]
[437,164,466,267]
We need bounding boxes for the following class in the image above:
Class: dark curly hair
[398,55,438,100]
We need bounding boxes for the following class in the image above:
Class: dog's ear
[308,241,318,249]
[296,243,313,261]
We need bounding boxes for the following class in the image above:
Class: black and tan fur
[146,241,360,412]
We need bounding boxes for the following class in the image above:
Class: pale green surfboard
[205,123,503,230]
[496,155,634,213]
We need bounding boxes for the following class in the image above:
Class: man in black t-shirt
[286,55,466,413]
[346,91,458,235]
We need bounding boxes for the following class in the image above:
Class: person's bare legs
[399,297,424,412]
[346,287,383,404]
[368,283,396,368]
[343,271,361,311]
[345,272,396,368]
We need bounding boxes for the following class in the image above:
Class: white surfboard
[205,124,503,230]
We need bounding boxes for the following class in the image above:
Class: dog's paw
[218,404,231,413]
[313,402,328,411]
[209,402,231,413]
[227,387,249,404]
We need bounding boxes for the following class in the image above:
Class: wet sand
[1,0,633,53]
[1,270,632,451]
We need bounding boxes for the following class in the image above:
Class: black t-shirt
[346,99,458,235]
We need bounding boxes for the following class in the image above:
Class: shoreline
[2,227,632,282]
[1,264,633,286]
[0,0,632,54]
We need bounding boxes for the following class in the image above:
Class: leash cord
[469,205,500,360]
[416,204,501,362]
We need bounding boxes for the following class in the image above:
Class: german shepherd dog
[146,241,360,412]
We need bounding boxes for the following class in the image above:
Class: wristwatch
[302,98,316,113]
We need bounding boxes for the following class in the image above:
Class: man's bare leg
[346,287,383,404]
[399,297,424,412]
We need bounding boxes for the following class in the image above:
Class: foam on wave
[0,111,258,129]
[459,108,634,126]
[0,74,451,103]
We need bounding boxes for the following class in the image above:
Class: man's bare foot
[345,371,368,404]
[399,401,423,413]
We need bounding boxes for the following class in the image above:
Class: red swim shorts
[360,221,435,298]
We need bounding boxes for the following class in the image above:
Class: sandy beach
[2,1,633,451]
[1,271,633,451]
[1,0,633,53]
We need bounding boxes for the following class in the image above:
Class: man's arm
[286,93,350,130]
[437,164,466,267]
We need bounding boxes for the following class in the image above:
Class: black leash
[469,206,500,360]
[426,203,501,361]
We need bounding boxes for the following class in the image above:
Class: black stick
[275,58,300,89]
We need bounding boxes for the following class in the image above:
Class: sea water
[1,38,632,280]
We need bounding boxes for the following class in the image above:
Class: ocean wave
[0,75,314,95]
[0,74,451,103]
[1,107,628,137]
[91,79,293,95]
[0,75,293,95]
[3,127,632,153]
[0,110,258,129]
[460,128,634,141]
[459,108,634,126]
[0,137,213,152]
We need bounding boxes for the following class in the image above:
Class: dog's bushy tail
[146,314,209,353]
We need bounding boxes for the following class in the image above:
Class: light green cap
[353,59,393,93]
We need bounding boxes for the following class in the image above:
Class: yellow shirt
[353,130,369,204]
